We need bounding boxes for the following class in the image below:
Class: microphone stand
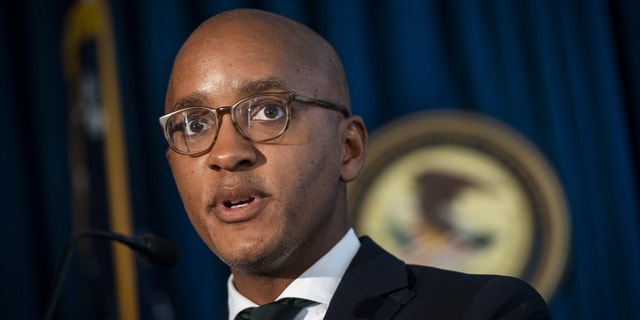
[42,230,178,320]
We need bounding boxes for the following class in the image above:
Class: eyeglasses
[159,92,350,155]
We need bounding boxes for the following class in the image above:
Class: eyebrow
[169,78,294,113]
[234,78,294,97]
[171,92,208,112]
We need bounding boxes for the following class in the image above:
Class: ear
[340,116,367,182]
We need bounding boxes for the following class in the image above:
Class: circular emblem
[348,110,570,301]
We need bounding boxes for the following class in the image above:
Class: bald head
[166,9,350,111]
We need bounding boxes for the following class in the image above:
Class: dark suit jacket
[323,237,551,319]
[222,237,551,319]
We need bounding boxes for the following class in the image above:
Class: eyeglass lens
[166,94,290,154]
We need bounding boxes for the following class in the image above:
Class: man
[160,8,551,320]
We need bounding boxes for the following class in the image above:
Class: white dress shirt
[227,228,361,320]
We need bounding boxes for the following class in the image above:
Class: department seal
[348,110,570,301]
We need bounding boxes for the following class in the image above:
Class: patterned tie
[235,298,314,320]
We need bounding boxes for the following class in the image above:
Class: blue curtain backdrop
[1,0,638,319]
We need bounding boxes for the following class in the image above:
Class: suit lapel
[324,237,416,320]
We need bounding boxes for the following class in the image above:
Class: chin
[218,238,293,274]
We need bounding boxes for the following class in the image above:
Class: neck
[231,225,350,305]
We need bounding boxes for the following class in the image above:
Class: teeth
[230,202,248,209]
[225,198,253,208]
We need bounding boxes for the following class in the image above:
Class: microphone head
[137,234,180,267]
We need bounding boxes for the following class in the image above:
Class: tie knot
[236,298,314,320]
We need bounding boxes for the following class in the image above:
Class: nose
[206,114,257,171]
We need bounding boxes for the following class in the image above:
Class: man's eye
[185,116,214,135]
[251,103,286,121]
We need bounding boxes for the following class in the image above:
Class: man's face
[164,25,352,274]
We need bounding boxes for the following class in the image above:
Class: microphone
[43,230,180,320]
[89,230,181,267]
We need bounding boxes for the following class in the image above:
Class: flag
[62,0,138,319]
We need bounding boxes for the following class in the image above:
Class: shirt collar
[227,229,360,320]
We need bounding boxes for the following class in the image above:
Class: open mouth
[211,187,267,223]
[223,197,255,209]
